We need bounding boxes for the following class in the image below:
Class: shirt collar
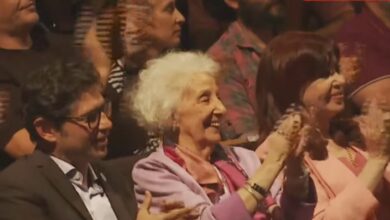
[50,156,99,187]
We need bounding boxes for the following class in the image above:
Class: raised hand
[267,104,304,157]
[354,99,390,158]
[137,191,198,220]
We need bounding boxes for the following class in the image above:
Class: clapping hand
[354,99,390,158]
[267,104,304,157]
[137,191,198,220]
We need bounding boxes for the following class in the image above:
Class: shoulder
[0,155,43,193]
[0,156,36,180]
[208,24,239,59]
[132,148,182,181]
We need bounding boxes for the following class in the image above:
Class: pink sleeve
[283,180,378,220]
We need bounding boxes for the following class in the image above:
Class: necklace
[344,147,358,167]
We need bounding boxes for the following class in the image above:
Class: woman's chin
[205,134,222,145]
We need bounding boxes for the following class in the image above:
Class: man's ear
[224,0,239,10]
[33,117,59,143]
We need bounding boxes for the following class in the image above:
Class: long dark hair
[256,31,340,142]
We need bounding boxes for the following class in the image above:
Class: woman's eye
[164,3,175,13]
[200,96,210,103]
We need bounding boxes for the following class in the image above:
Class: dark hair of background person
[22,59,100,143]
[255,31,340,143]
[202,0,237,22]
[36,0,83,34]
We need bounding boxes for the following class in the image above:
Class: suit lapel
[93,166,130,220]
[32,151,93,220]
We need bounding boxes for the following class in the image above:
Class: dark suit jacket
[0,150,143,220]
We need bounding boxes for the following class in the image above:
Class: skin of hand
[137,191,198,220]
[238,108,304,213]
[354,100,390,191]
[282,105,328,200]
[354,99,390,158]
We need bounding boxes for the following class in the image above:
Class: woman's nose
[330,73,346,89]
[214,98,227,115]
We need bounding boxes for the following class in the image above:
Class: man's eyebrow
[79,102,105,117]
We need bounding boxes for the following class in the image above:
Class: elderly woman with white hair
[130,51,309,220]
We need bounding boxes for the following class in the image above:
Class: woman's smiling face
[175,74,226,146]
[302,73,346,119]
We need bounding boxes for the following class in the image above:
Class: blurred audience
[256,32,390,219]
[336,3,390,111]
[75,0,185,158]
[179,0,355,51]
[130,51,313,220]
[285,1,355,38]
[177,0,233,51]
[0,0,75,169]
[36,0,82,34]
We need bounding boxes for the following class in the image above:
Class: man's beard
[238,0,285,32]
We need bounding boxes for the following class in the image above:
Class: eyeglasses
[64,101,112,130]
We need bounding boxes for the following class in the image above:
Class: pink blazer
[300,147,390,220]
[257,141,390,220]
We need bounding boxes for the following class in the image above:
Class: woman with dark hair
[255,31,390,219]
[256,31,340,143]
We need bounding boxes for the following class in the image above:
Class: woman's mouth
[20,2,36,11]
[330,92,344,103]
[210,121,220,129]
[204,116,221,130]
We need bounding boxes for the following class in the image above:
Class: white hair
[130,51,220,132]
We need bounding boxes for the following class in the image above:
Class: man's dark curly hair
[22,59,100,142]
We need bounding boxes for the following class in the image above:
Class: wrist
[266,149,289,164]
[285,165,307,177]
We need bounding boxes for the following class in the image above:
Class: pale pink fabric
[257,142,390,219]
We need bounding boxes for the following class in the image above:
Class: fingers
[274,103,303,132]
[138,191,153,215]
[160,200,185,212]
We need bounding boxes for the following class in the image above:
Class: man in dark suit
[0,59,193,220]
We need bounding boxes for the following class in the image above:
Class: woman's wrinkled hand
[137,191,198,220]
[267,104,304,157]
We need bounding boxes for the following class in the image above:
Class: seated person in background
[336,2,390,110]
[0,0,76,168]
[256,31,390,219]
[176,0,234,51]
[284,1,355,38]
[207,0,283,143]
[131,51,312,220]
[0,59,192,220]
[75,0,185,157]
